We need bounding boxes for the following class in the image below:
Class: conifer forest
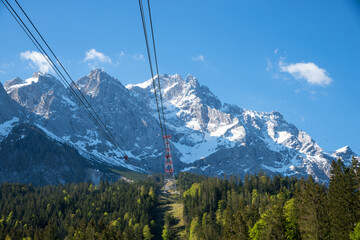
[0,158,359,239]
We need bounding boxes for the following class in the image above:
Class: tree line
[0,179,157,239]
[180,158,360,240]
[0,158,359,239]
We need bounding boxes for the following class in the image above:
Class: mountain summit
[127,74,344,182]
[1,70,358,183]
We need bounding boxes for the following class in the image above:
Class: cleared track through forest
[152,190,186,239]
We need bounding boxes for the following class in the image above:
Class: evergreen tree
[329,159,359,239]
[162,225,172,240]
[283,199,300,240]
[294,176,330,239]
[189,217,200,240]
[143,224,153,240]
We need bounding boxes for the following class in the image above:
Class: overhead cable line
[138,0,166,152]
[1,0,129,161]
[146,0,168,138]
[138,0,176,191]
[11,0,128,160]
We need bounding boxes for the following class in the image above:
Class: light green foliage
[6,212,13,224]
[162,225,171,240]
[143,224,154,240]
[183,183,201,198]
[189,217,200,240]
[249,210,270,240]
[350,222,360,240]
[149,186,155,199]
[252,189,259,206]
[283,199,300,240]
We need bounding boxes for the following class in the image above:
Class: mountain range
[0,69,357,184]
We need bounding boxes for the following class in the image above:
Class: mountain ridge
[1,69,357,184]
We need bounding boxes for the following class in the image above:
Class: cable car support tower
[138,0,177,192]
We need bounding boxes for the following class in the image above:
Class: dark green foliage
[328,158,360,239]
[295,176,330,239]
[0,180,158,239]
[1,157,360,239]
[181,173,299,239]
[180,159,360,240]
[177,172,207,193]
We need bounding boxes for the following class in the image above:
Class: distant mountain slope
[4,72,141,170]
[2,70,358,183]
[0,123,121,186]
[0,82,22,124]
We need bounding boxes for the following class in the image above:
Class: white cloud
[192,55,205,62]
[132,53,145,61]
[20,50,53,73]
[84,49,112,63]
[280,61,332,86]
[274,49,279,54]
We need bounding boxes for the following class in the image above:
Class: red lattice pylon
[163,135,176,191]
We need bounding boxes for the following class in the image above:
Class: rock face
[127,74,340,182]
[0,81,24,143]
[1,70,358,183]
[75,70,163,165]
[0,81,22,123]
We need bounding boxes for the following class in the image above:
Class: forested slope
[0,158,359,240]
[179,158,360,240]
[0,180,157,239]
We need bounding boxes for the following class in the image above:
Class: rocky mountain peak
[335,145,353,154]
[4,72,63,94]
[4,73,68,119]
[332,146,356,164]
[158,74,221,109]
[3,77,23,89]
[2,70,358,184]
[76,69,124,97]
[88,68,111,80]
[184,74,200,87]
[270,111,284,120]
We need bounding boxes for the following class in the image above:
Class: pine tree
[295,176,330,240]
[329,159,359,239]
[283,199,300,240]
[143,225,153,240]
[233,205,249,240]
[162,225,172,240]
[189,217,200,240]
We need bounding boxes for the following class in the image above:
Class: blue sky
[0,0,360,153]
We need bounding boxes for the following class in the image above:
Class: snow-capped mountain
[1,69,358,183]
[331,146,357,166]
[4,72,142,170]
[127,74,345,182]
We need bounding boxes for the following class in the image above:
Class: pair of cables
[138,0,169,152]
[138,0,177,190]
[1,0,129,161]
